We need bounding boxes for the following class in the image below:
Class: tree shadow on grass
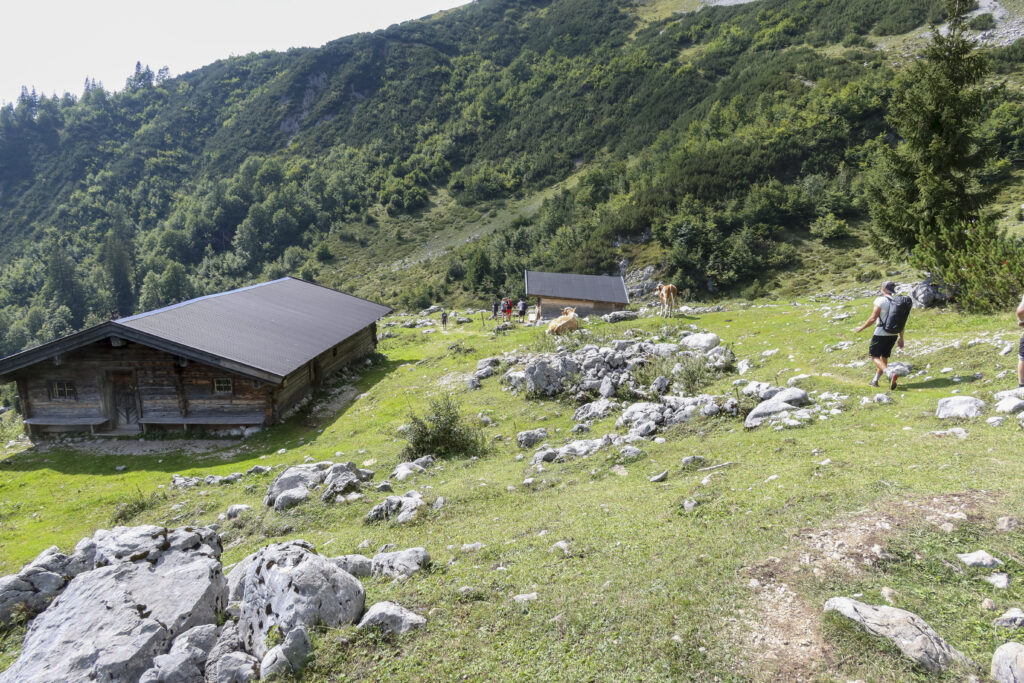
[0,358,404,476]
[899,376,981,390]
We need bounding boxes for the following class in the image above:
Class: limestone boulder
[237,541,364,659]
[936,396,985,419]
[824,597,968,673]
[680,332,720,352]
[516,428,548,449]
[574,398,616,423]
[371,548,431,579]
[364,494,425,524]
[992,642,1024,683]
[601,311,638,323]
[262,464,329,508]
[0,549,226,682]
[357,602,426,634]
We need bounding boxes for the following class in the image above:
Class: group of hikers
[491,297,533,323]
[433,296,539,331]
[855,280,1024,390]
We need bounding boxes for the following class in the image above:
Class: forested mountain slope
[2,0,1024,358]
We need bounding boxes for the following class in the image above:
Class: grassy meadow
[1,288,1023,681]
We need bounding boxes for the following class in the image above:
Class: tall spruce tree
[865,0,1008,276]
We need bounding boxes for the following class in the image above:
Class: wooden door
[108,370,139,427]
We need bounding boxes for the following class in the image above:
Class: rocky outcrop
[365,492,426,524]
[0,526,227,683]
[262,463,331,508]
[237,540,364,659]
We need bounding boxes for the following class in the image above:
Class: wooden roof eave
[0,321,284,385]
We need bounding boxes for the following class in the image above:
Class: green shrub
[968,13,995,30]
[810,213,849,240]
[675,355,717,395]
[111,488,166,524]
[402,394,487,460]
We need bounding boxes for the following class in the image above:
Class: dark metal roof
[524,270,629,305]
[0,278,391,384]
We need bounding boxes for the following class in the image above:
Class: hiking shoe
[889,372,898,390]
[869,377,879,387]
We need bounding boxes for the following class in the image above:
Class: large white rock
[824,597,968,673]
[0,549,226,683]
[262,464,329,508]
[995,397,1024,414]
[745,388,810,429]
[358,602,426,634]
[371,548,431,579]
[237,540,363,659]
[992,642,1024,683]
[680,333,720,351]
[272,486,309,511]
[936,396,985,419]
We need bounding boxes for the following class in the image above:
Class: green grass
[1,293,1023,680]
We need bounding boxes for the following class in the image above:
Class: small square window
[51,380,77,400]
[213,378,233,395]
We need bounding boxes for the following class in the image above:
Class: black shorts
[869,334,898,359]
[1019,333,1024,361]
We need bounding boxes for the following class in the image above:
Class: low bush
[402,394,487,460]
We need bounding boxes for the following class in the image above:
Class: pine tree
[865,0,1008,273]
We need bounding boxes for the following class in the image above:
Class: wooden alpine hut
[0,277,391,436]
[524,270,630,318]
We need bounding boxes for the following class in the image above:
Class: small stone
[513,592,538,605]
[982,598,998,611]
[957,550,1003,568]
[549,541,569,555]
[994,608,1024,628]
[461,542,484,553]
[880,587,897,604]
[650,470,668,483]
[997,516,1019,532]
[983,573,1010,589]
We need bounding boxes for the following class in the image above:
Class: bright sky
[1,0,473,105]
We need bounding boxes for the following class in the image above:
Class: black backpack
[881,295,912,334]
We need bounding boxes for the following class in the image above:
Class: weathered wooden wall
[271,324,377,419]
[538,297,626,318]
[14,340,272,433]
[12,322,378,433]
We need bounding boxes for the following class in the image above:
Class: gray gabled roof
[524,270,629,305]
[0,278,391,384]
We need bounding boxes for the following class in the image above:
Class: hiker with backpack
[854,281,912,389]
[1016,291,1024,388]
